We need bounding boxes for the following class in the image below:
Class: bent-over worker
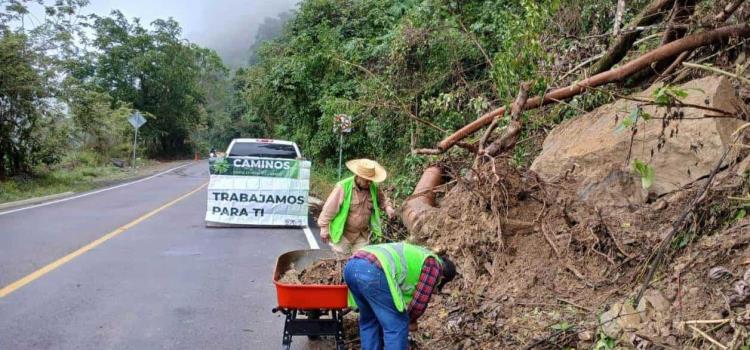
[343,242,457,350]
[318,159,395,254]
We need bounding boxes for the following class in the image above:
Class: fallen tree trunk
[425,23,750,154]
[401,166,444,234]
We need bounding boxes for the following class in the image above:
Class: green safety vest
[359,243,441,312]
[329,176,383,244]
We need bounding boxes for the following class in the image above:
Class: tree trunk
[0,153,6,181]
[402,166,444,234]
[613,0,627,36]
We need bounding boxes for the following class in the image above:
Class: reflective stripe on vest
[360,243,440,312]
[367,243,409,293]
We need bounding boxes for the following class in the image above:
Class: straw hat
[345,159,387,183]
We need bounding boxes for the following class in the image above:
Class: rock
[734,280,750,297]
[600,303,625,338]
[646,290,670,312]
[600,301,643,338]
[629,333,652,350]
[618,302,643,331]
[111,158,126,168]
[736,155,750,177]
[531,76,743,197]
[651,199,667,211]
[577,166,648,208]
[578,330,594,341]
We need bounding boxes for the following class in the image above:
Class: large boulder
[531,76,744,199]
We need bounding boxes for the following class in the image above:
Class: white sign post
[128,112,147,169]
[333,114,353,180]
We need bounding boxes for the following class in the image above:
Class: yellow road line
[0,182,208,298]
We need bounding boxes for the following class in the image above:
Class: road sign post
[128,112,147,170]
[333,114,352,180]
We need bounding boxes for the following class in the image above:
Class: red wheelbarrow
[272,249,349,350]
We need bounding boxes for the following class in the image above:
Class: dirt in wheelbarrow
[279,258,346,285]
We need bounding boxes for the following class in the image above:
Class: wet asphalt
[0,161,328,350]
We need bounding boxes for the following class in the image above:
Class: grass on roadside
[0,151,159,204]
[310,164,339,200]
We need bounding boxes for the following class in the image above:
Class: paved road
[0,161,327,349]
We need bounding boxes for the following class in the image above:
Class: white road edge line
[0,162,193,217]
[302,226,320,250]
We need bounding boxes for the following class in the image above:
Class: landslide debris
[404,76,750,349]
[279,258,346,285]
[409,154,750,349]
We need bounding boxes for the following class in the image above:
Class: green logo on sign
[211,158,231,174]
[209,157,301,178]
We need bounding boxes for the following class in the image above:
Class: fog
[84,0,299,68]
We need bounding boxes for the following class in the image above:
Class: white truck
[205,138,311,227]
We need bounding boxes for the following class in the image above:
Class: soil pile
[279,258,346,285]
[408,152,750,349]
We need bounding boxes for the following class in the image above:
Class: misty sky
[83,0,299,68]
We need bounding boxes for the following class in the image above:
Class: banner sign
[206,157,311,226]
[209,157,301,178]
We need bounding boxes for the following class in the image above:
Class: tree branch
[590,0,676,75]
[715,0,746,23]
[421,24,750,154]
[682,61,750,85]
[484,82,531,157]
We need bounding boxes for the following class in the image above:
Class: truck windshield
[228,142,298,159]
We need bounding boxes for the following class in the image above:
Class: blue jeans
[344,258,409,350]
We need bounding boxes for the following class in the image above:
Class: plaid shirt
[351,252,442,321]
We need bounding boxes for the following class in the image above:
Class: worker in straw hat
[318,158,396,254]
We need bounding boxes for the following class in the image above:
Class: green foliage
[741,335,750,350]
[632,159,655,190]
[0,30,57,178]
[1,1,231,180]
[671,230,695,249]
[550,321,573,332]
[86,12,211,156]
[615,106,651,133]
[0,150,142,203]
[593,332,616,350]
[64,80,132,158]
[388,153,429,199]
[230,0,560,184]
[5,7,231,161]
[652,85,689,106]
